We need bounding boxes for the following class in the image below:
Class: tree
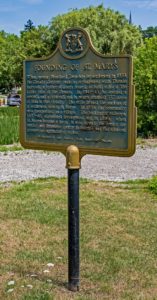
[49,5,142,55]
[134,36,157,136]
[142,26,157,39]
[24,19,35,32]
[0,32,23,91]
[20,25,52,58]
[0,26,52,91]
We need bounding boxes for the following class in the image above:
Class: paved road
[0,146,157,182]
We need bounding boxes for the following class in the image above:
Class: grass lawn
[0,144,23,152]
[0,177,157,299]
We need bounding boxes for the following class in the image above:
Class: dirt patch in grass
[137,137,157,148]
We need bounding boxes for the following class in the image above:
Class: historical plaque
[20,27,136,157]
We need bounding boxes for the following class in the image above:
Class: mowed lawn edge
[0,177,157,299]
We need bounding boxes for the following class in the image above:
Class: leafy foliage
[134,37,157,137]
[49,5,142,54]
[0,26,52,91]
[0,31,23,91]
[142,26,157,39]
[21,25,52,58]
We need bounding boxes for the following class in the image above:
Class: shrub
[134,37,157,137]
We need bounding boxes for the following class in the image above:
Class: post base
[68,281,79,292]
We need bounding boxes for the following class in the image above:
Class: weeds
[148,176,157,195]
[0,107,19,145]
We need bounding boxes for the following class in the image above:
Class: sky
[0,0,157,35]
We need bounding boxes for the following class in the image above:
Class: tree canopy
[0,5,142,92]
[49,5,142,55]
[142,26,157,39]
[0,32,22,91]
[134,36,157,136]
[21,25,52,58]
[0,25,52,91]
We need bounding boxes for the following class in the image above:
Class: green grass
[0,143,23,152]
[0,107,19,145]
[1,177,157,299]
[148,176,157,195]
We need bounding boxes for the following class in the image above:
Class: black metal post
[68,168,80,291]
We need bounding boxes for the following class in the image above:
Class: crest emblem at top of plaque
[59,28,89,59]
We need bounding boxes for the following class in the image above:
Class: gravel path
[0,146,157,182]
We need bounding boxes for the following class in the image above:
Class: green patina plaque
[20,27,136,157]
